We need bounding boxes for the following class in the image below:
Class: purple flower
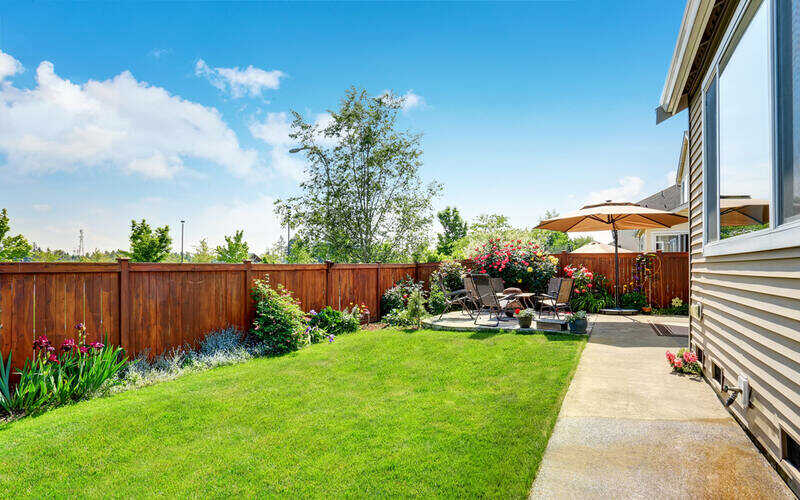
[327,334,335,343]
[75,323,86,332]
[61,338,77,351]
[89,341,104,350]
[309,309,317,316]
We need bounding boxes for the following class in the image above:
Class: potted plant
[517,308,535,329]
[565,310,588,334]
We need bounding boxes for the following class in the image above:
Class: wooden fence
[0,260,441,370]
[554,251,689,309]
[0,253,687,369]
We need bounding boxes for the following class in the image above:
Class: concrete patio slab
[530,314,793,499]
[421,310,593,335]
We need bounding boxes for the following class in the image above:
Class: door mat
[650,323,689,337]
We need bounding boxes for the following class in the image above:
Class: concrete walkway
[530,315,793,499]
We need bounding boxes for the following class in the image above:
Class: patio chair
[539,278,573,319]
[463,275,481,310]
[536,278,562,318]
[472,274,516,326]
[437,274,473,320]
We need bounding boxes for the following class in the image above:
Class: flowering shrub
[566,266,613,313]
[385,288,426,328]
[620,291,647,310]
[309,305,361,337]
[666,348,701,375]
[250,277,309,354]
[381,276,425,316]
[468,238,558,293]
[0,323,127,416]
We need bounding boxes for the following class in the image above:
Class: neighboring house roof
[637,184,682,212]
[571,242,633,254]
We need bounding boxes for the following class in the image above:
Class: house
[617,133,690,252]
[658,0,800,494]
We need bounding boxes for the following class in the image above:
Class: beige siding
[687,89,800,489]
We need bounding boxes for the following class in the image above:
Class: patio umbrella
[719,196,769,226]
[535,201,687,311]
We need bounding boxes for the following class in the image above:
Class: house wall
[687,87,800,492]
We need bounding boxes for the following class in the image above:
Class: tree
[436,207,467,255]
[192,238,215,263]
[0,208,32,261]
[215,230,249,263]
[470,214,512,233]
[128,219,172,262]
[276,87,441,263]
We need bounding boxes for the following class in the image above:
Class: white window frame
[700,0,800,256]
[652,230,689,252]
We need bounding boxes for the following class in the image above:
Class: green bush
[385,288,427,328]
[381,276,424,316]
[250,278,309,354]
[620,291,647,310]
[428,261,467,315]
[309,306,360,337]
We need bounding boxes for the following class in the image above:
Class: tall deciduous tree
[128,219,172,262]
[276,87,441,263]
[436,207,467,255]
[215,230,249,263]
[192,238,215,263]
[0,208,32,261]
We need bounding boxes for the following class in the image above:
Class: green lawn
[0,328,585,498]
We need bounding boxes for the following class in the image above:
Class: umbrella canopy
[535,201,688,311]
[674,196,769,226]
[536,202,687,232]
[571,241,633,254]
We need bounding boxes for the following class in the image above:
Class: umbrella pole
[612,226,620,309]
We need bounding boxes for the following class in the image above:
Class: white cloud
[249,112,292,146]
[400,90,425,111]
[32,203,51,212]
[192,195,283,252]
[0,50,23,82]
[586,176,645,204]
[665,169,677,188]
[0,50,259,179]
[195,59,285,98]
[148,48,171,59]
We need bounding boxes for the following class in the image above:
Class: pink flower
[79,346,89,354]
[673,359,683,368]
[61,338,77,351]
[89,341,105,350]
[47,353,60,364]
[683,351,697,363]
[665,351,675,361]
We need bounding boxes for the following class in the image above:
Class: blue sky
[0,1,687,253]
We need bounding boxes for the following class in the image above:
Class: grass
[0,328,585,498]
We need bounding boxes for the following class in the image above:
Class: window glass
[718,2,771,239]
[777,0,800,223]
[704,77,719,242]
[655,234,688,252]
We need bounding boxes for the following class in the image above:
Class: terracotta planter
[518,316,533,329]
[642,306,652,314]
[568,318,588,334]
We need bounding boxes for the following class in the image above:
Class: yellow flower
[517,279,522,283]
[527,266,533,272]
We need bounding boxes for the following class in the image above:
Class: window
[776,0,800,224]
[785,430,800,471]
[695,346,704,365]
[712,362,723,386]
[655,233,688,252]
[702,0,800,253]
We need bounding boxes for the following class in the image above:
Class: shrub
[620,291,647,310]
[428,261,467,315]
[0,324,127,417]
[385,288,426,328]
[666,348,701,375]
[381,276,424,316]
[467,238,558,293]
[250,277,309,355]
[567,266,613,312]
[309,306,361,337]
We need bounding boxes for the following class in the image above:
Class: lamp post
[285,208,291,262]
[180,220,185,263]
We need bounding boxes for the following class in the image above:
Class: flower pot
[518,316,533,329]
[568,318,588,334]
[642,306,652,314]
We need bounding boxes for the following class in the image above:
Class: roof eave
[657,0,716,124]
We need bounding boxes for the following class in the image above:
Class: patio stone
[421,311,592,335]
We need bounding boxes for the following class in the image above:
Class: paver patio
[530,314,793,499]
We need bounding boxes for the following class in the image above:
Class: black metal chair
[472,274,516,326]
[437,274,473,320]
[536,278,562,318]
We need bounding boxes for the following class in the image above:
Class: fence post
[117,258,130,351]
[324,261,333,308]
[243,260,253,327]
[375,263,381,321]
[656,250,664,308]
